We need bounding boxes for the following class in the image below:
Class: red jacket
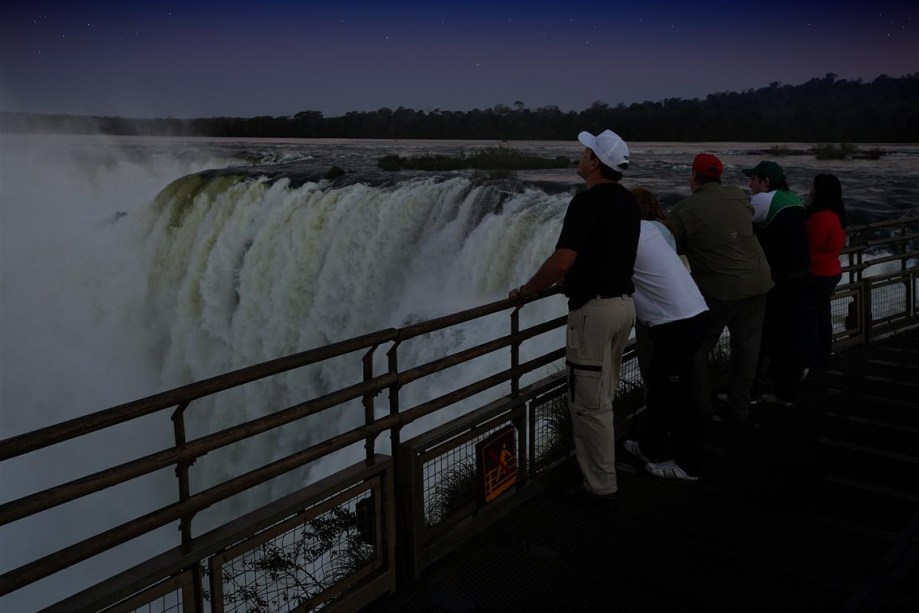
[807,210,845,276]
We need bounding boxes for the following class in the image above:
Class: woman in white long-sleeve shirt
[624,188,710,481]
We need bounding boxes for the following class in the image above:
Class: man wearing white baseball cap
[510,129,639,509]
[577,129,631,174]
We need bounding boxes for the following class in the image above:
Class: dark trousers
[640,311,710,475]
[694,293,767,422]
[756,275,814,402]
[807,274,841,371]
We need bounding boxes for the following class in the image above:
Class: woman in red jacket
[806,173,847,372]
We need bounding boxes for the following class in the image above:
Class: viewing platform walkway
[374,327,919,613]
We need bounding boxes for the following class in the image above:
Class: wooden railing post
[363,345,379,464]
[171,402,203,613]
[510,307,520,397]
[387,338,414,587]
[387,341,402,457]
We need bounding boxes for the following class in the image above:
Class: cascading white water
[140,171,569,512]
[0,137,570,610]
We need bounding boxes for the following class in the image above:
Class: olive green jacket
[669,183,773,301]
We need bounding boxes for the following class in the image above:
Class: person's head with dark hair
[743,160,790,193]
[589,151,624,181]
[630,186,671,227]
[689,153,723,191]
[809,173,848,228]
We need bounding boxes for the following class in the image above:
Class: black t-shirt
[555,182,640,310]
[754,206,811,281]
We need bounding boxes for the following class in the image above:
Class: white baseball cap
[577,129,630,172]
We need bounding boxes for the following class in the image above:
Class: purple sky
[0,1,916,119]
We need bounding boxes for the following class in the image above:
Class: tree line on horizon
[2,73,917,143]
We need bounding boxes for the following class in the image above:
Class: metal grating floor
[372,327,919,613]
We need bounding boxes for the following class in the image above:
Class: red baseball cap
[692,153,723,178]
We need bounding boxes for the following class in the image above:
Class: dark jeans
[694,293,767,422]
[755,275,815,402]
[639,311,710,475]
[807,274,841,371]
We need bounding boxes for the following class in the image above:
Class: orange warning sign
[476,426,518,503]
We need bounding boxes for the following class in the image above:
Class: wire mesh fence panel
[832,293,857,335]
[210,487,378,613]
[614,351,645,411]
[529,386,570,474]
[420,422,509,528]
[871,277,909,322]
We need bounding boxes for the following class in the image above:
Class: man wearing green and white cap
[743,160,812,406]
[510,129,639,508]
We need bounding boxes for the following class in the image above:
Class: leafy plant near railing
[533,392,573,467]
[219,505,374,612]
[426,462,478,526]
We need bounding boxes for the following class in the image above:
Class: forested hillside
[2,73,916,142]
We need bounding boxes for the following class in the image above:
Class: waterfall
[1,140,572,609]
[140,172,570,510]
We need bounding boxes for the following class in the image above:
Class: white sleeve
[750,192,772,223]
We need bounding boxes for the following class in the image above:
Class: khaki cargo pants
[566,296,635,496]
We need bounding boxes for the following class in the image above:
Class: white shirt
[648,219,677,251]
[632,220,709,327]
[750,191,774,223]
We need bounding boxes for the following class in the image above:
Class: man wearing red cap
[669,153,773,423]
[510,129,639,508]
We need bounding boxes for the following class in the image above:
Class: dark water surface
[223,138,919,223]
[25,135,917,224]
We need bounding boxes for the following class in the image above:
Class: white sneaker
[645,460,699,481]
[623,439,650,464]
[761,393,794,407]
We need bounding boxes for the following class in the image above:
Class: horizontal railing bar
[406,371,567,452]
[0,329,399,461]
[397,316,566,388]
[0,373,398,526]
[396,287,563,342]
[865,233,919,248]
[398,349,565,427]
[847,216,919,233]
[859,251,919,268]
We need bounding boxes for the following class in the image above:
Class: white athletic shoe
[761,393,794,407]
[645,460,699,481]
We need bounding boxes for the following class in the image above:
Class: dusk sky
[0,1,916,119]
